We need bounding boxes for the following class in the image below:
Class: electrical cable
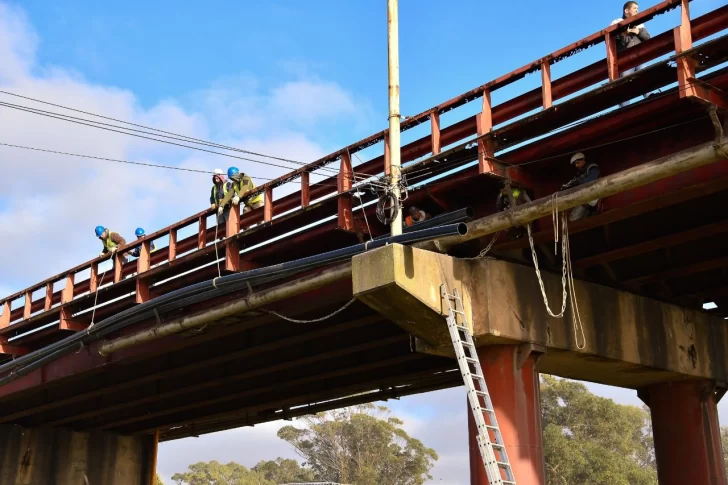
[0,223,467,384]
[0,90,322,169]
[0,94,374,181]
[0,141,345,189]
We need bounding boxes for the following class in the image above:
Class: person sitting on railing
[561,152,601,221]
[209,168,229,224]
[95,226,129,260]
[219,166,264,219]
[129,228,157,258]
[496,180,532,239]
[405,206,431,227]
[612,1,652,107]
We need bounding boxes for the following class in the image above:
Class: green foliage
[252,457,317,483]
[154,474,164,485]
[277,403,438,485]
[541,376,657,485]
[171,460,274,485]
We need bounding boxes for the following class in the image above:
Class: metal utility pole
[387,0,403,235]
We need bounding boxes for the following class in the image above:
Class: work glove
[210,203,216,210]
[109,247,118,254]
[232,195,240,206]
[218,206,224,216]
[99,251,105,257]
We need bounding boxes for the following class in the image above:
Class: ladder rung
[444,284,514,483]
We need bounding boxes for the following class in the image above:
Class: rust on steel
[1,1,726,340]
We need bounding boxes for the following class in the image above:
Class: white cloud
[270,80,358,125]
[0,2,369,297]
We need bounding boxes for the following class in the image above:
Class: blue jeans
[619,65,647,108]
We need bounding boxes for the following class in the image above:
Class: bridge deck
[0,1,727,441]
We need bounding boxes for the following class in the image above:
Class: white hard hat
[570,152,585,164]
[213,168,224,175]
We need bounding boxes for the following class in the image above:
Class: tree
[171,460,273,485]
[252,457,317,483]
[155,474,164,485]
[277,404,438,485]
[541,376,657,485]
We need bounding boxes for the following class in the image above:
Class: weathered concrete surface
[0,424,156,485]
[352,244,728,388]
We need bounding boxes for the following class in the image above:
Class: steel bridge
[1,1,727,484]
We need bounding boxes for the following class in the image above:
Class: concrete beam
[0,424,156,485]
[352,244,728,388]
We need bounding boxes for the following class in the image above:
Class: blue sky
[16,0,721,130]
[1,1,726,483]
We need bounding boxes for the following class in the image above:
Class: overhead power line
[0,142,263,180]
[0,90,370,179]
[0,90,307,166]
[0,142,360,191]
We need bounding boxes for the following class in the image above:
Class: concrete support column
[0,424,157,485]
[468,344,546,485]
[641,380,726,485]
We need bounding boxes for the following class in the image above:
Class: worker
[210,168,229,223]
[218,166,264,218]
[611,2,652,107]
[405,206,431,227]
[496,181,532,239]
[561,152,601,221]
[95,226,128,258]
[129,228,156,258]
[496,180,532,212]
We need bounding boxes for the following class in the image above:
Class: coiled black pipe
[0,223,466,386]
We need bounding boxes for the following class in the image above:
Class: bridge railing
[2,0,726,349]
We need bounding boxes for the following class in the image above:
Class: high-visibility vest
[211,183,229,205]
[104,233,119,251]
[230,177,263,205]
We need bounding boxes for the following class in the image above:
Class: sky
[0,1,726,484]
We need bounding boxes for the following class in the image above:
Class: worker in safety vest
[561,152,601,221]
[95,226,128,258]
[404,206,431,227]
[219,166,264,217]
[129,227,157,258]
[496,181,532,239]
[209,168,229,223]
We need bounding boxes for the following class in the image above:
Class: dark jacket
[210,182,227,207]
[496,188,532,212]
[611,18,650,51]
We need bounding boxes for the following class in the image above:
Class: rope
[526,194,586,349]
[263,298,357,323]
[564,217,586,350]
[355,192,374,243]
[213,216,222,279]
[88,268,108,328]
[526,195,568,318]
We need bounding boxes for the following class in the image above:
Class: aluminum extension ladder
[442,285,516,485]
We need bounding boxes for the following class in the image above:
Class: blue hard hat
[227,166,240,178]
[135,227,145,237]
[95,226,105,237]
